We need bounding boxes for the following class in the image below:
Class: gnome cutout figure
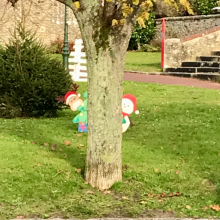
[122,94,139,133]
[62,84,88,132]
[65,91,82,112]
[72,91,88,132]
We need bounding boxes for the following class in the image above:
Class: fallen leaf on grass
[77,134,82,137]
[154,168,159,172]
[103,190,111,195]
[76,169,81,173]
[161,192,166,197]
[57,170,60,173]
[37,163,42,167]
[210,205,220,211]
[176,170,180,175]
[32,141,36,144]
[44,143,48,146]
[168,192,180,197]
[140,201,147,204]
[64,140,71,146]
[66,172,70,179]
[203,206,209,210]
[51,146,56,151]
[16,215,24,219]
[51,144,57,151]
[148,193,154,198]
[186,205,191,210]
[158,199,163,203]
[86,190,94,194]
[157,192,166,199]
[77,143,85,149]
[122,196,129,200]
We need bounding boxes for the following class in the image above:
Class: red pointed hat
[122,94,139,114]
[65,91,80,104]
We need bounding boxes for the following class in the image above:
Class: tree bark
[76,12,133,189]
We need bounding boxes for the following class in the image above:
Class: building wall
[0,0,81,47]
[164,27,220,68]
[152,14,220,47]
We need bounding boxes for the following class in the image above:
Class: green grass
[51,52,162,73]
[125,52,161,72]
[1,82,220,219]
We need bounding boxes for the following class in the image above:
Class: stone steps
[165,51,220,80]
[211,51,220,56]
[197,56,220,62]
[165,67,220,73]
[163,72,220,82]
[182,61,220,67]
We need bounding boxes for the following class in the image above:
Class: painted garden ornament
[58,84,88,132]
[122,94,139,133]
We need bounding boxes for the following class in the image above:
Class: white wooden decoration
[69,39,88,82]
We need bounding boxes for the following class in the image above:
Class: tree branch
[54,0,78,13]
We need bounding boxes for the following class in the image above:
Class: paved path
[124,72,220,90]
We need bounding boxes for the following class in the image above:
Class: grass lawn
[1,81,220,219]
[51,52,162,73]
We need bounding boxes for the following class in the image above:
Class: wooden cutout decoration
[57,83,80,104]
[72,83,79,92]
[64,87,87,132]
[122,94,139,133]
[72,91,87,132]
[57,96,65,103]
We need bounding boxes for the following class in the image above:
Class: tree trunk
[78,17,133,190]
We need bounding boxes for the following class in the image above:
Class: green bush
[128,13,155,51]
[0,26,72,118]
[137,44,160,52]
[49,37,75,54]
[193,0,218,15]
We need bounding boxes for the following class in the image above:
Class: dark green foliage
[0,26,72,118]
[193,0,218,15]
[49,37,75,54]
[128,13,155,51]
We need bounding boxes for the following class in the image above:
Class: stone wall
[152,14,220,47]
[164,26,220,68]
[0,0,81,47]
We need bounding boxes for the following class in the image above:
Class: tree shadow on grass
[2,110,87,174]
[127,63,161,69]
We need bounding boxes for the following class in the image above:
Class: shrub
[0,26,72,118]
[128,13,156,51]
[137,44,160,52]
[193,0,218,15]
[49,37,75,54]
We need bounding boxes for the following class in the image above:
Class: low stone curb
[124,71,220,84]
[125,71,163,75]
